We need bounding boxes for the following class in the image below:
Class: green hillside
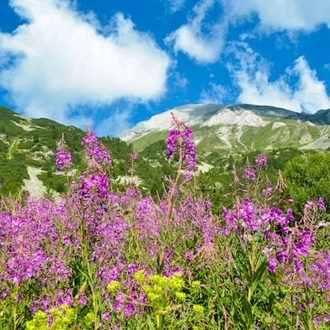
[0,105,324,205]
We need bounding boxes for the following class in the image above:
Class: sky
[0,0,330,137]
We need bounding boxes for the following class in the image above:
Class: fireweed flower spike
[243,167,256,181]
[131,151,138,161]
[56,134,72,172]
[166,113,197,172]
[82,129,111,167]
[255,153,267,168]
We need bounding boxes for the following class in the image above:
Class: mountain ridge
[120,103,330,152]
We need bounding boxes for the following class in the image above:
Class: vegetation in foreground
[0,115,330,329]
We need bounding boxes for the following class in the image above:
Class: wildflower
[313,317,320,326]
[255,153,267,168]
[262,186,272,196]
[55,134,71,171]
[127,263,137,275]
[166,113,197,171]
[304,200,315,210]
[243,167,256,181]
[131,151,138,161]
[317,198,326,211]
[80,173,109,199]
[124,303,135,317]
[191,280,201,290]
[107,281,121,294]
[277,250,289,263]
[101,312,110,323]
[193,304,204,315]
[175,291,186,301]
[294,260,304,272]
[134,270,146,283]
[82,130,111,166]
[78,294,87,306]
[268,258,277,273]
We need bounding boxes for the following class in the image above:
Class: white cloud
[96,109,132,137]
[229,43,330,113]
[167,0,185,13]
[165,0,226,64]
[172,72,188,89]
[166,0,330,65]
[222,0,330,32]
[200,82,227,104]
[0,0,170,129]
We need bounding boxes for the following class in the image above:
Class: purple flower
[131,151,138,161]
[124,303,135,317]
[55,135,72,171]
[80,173,109,199]
[101,312,110,323]
[56,149,72,172]
[304,200,315,210]
[317,198,326,211]
[268,258,277,273]
[277,250,289,263]
[114,292,125,312]
[294,260,304,272]
[78,294,87,306]
[82,130,111,166]
[262,186,272,196]
[255,154,267,168]
[243,167,256,181]
[313,317,320,326]
[109,267,119,281]
[127,264,137,275]
[293,243,309,257]
[166,115,197,171]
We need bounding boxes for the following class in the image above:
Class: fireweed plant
[0,121,329,330]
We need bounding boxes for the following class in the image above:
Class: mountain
[120,103,330,152]
[1,103,328,200]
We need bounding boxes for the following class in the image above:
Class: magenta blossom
[166,115,197,172]
[55,135,72,171]
[255,154,267,168]
[82,130,111,166]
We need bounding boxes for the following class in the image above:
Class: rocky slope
[120,104,330,152]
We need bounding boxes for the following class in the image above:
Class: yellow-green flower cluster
[25,310,48,330]
[193,304,204,316]
[25,305,75,330]
[84,311,95,327]
[191,280,201,291]
[134,271,186,309]
[133,269,146,283]
[107,280,121,295]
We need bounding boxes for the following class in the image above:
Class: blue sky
[0,0,330,136]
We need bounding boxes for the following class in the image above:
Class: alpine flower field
[1,115,330,329]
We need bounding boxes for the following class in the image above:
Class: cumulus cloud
[222,0,330,32]
[165,0,226,64]
[229,43,330,113]
[200,82,227,104]
[167,0,330,65]
[0,0,170,129]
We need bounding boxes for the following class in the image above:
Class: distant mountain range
[120,104,330,152]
